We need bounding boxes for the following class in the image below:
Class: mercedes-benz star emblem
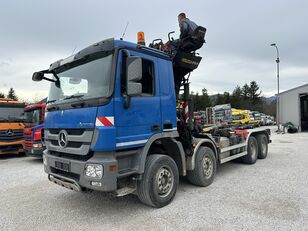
[6,129,14,137]
[58,130,68,148]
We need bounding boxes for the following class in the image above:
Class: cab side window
[141,59,154,95]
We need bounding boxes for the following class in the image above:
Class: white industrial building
[278,83,308,132]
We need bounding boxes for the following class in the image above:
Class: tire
[137,154,179,208]
[187,147,216,187]
[242,136,258,164]
[256,134,268,159]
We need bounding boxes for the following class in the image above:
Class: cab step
[115,186,136,197]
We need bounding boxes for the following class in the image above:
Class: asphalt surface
[0,128,307,231]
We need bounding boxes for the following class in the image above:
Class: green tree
[230,85,243,108]
[7,88,18,100]
[0,92,5,98]
[193,92,201,110]
[223,92,231,104]
[248,81,262,110]
[241,83,250,100]
[200,88,211,109]
[215,93,225,105]
[249,81,262,101]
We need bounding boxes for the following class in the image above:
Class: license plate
[55,161,70,172]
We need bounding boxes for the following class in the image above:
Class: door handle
[151,125,160,131]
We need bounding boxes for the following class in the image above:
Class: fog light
[85,164,103,179]
[91,181,102,187]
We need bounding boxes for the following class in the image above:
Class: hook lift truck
[32,28,271,207]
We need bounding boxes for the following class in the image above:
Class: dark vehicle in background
[23,99,46,158]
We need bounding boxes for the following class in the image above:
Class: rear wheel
[137,155,179,208]
[256,134,268,159]
[187,147,216,187]
[242,136,258,164]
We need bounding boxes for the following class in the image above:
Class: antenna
[71,45,77,55]
[120,22,129,40]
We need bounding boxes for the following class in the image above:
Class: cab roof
[0,98,24,104]
[49,38,170,71]
[24,103,46,112]
[0,98,25,108]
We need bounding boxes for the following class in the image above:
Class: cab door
[114,50,162,149]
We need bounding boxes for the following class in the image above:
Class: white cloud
[0,0,308,99]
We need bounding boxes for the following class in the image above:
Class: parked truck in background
[23,99,46,157]
[204,104,231,126]
[249,111,262,127]
[32,33,271,207]
[231,108,250,125]
[0,98,25,155]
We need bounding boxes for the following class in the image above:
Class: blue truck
[32,33,270,207]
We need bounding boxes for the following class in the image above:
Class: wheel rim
[156,166,174,197]
[202,156,213,179]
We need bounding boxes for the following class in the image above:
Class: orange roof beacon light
[137,32,145,45]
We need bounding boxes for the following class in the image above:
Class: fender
[246,128,271,143]
[138,131,186,175]
[186,138,218,171]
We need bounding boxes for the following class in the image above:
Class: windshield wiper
[63,94,86,108]
[47,99,57,104]
[8,116,25,122]
[63,94,85,100]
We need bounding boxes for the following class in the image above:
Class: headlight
[85,164,103,179]
[33,143,42,148]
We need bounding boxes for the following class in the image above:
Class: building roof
[279,83,308,95]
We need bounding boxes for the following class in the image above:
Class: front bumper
[25,146,45,158]
[44,150,117,192]
[0,141,24,155]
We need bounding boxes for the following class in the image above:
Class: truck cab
[23,101,46,157]
[231,108,250,125]
[0,98,25,155]
[33,37,270,207]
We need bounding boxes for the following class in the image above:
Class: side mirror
[32,72,44,81]
[126,56,142,96]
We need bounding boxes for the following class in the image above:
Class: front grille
[25,140,33,149]
[45,129,93,156]
[50,166,80,181]
[23,130,32,137]
[50,140,83,148]
[0,129,23,142]
[49,150,93,161]
[48,129,85,136]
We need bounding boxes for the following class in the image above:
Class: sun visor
[49,38,114,71]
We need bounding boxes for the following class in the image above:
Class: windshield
[48,54,114,103]
[24,108,42,125]
[232,114,245,120]
[0,107,24,122]
[253,113,261,119]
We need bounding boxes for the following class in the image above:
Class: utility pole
[270,43,281,133]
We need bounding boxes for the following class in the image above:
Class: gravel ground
[1,127,307,231]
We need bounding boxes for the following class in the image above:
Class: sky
[0,0,307,101]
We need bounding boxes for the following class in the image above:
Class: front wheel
[242,136,258,164]
[187,147,217,187]
[137,154,179,208]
